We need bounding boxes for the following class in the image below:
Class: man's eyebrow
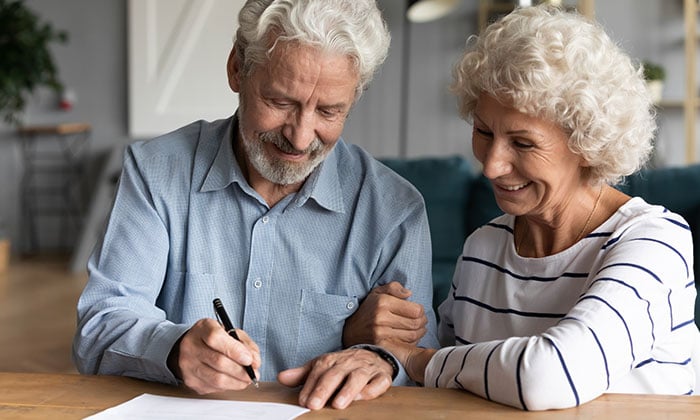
[320,102,350,109]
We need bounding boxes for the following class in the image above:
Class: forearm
[73,289,189,383]
[395,205,440,349]
[423,336,601,410]
[72,145,182,381]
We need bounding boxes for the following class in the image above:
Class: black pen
[212,298,259,388]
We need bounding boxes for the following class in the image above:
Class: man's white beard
[238,114,330,186]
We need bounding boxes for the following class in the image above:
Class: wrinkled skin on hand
[342,281,428,348]
[169,318,261,394]
[379,338,437,385]
[278,348,394,410]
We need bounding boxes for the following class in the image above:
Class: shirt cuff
[145,323,191,385]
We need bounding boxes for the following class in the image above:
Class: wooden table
[1,372,698,419]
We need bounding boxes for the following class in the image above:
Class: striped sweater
[428,197,697,410]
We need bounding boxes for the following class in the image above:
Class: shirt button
[253,278,263,289]
[346,301,355,310]
[262,216,270,224]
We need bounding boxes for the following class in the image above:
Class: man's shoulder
[335,140,425,206]
[128,118,229,162]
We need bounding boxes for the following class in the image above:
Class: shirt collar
[294,146,345,213]
[200,114,345,214]
[200,117,245,193]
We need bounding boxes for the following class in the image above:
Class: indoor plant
[642,60,666,104]
[0,0,68,264]
[0,0,67,125]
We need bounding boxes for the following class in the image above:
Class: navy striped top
[428,197,697,410]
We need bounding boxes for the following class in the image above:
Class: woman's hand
[342,282,427,347]
[380,339,437,384]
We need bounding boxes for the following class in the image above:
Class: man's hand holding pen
[169,318,261,395]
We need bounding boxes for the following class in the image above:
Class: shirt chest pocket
[295,289,359,366]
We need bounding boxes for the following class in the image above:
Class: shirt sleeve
[376,196,440,386]
[72,145,189,384]
[424,213,696,410]
[402,202,440,351]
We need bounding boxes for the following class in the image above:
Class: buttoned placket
[241,210,278,358]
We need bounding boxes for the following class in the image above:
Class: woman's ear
[227,44,242,93]
[578,153,591,168]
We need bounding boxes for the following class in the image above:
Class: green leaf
[0,0,68,125]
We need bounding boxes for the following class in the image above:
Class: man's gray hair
[235,0,391,99]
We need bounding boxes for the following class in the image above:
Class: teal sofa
[381,156,700,327]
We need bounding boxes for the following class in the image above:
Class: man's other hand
[277,348,393,410]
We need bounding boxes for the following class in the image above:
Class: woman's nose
[480,140,513,179]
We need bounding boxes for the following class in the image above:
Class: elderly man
[73,0,437,410]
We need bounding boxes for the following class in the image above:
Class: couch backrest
[616,164,700,218]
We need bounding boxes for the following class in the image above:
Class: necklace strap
[516,185,605,255]
[574,184,604,243]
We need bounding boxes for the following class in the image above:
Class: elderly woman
[379,4,697,411]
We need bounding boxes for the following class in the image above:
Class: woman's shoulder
[615,196,688,226]
[604,196,691,247]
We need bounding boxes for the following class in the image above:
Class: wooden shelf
[656,99,700,108]
[18,123,91,137]
[684,0,698,163]
[657,100,684,108]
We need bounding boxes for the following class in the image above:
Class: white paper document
[84,393,310,420]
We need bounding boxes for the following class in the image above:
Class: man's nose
[282,110,317,152]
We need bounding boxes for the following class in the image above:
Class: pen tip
[253,379,259,389]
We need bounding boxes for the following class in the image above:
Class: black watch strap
[358,345,399,380]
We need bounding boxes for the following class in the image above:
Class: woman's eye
[514,140,534,149]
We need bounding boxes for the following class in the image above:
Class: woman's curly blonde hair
[452,4,656,185]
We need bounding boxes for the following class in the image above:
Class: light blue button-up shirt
[73,116,438,385]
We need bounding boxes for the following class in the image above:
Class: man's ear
[227,44,242,93]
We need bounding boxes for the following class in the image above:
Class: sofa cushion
[465,174,502,236]
[616,164,700,216]
[686,204,700,326]
[433,261,457,306]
